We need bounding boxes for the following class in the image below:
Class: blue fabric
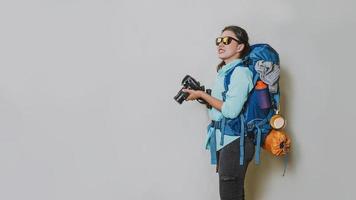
[206,124,218,164]
[239,115,245,165]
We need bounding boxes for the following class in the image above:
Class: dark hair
[217,25,250,71]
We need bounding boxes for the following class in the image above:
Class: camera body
[174,75,212,108]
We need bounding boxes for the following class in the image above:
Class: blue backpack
[209,43,281,166]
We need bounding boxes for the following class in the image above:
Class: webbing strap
[253,72,259,85]
[282,154,288,176]
[207,125,218,165]
[255,127,262,164]
[220,120,225,146]
[220,118,226,146]
[239,115,245,165]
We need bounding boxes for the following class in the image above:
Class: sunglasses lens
[222,37,231,45]
[216,37,222,46]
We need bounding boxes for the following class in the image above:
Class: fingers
[182,88,191,93]
[182,89,193,101]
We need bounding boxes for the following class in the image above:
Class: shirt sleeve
[221,67,254,119]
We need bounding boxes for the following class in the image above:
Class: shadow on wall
[245,66,298,200]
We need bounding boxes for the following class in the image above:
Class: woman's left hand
[182,89,202,101]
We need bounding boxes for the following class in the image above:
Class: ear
[235,43,245,53]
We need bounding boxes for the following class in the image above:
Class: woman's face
[217,30,244,63]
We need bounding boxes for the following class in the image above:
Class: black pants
[217,136,255,200]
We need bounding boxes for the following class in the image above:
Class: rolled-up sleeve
[221,67,254,119]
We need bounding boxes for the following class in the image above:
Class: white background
[1,0,355,199]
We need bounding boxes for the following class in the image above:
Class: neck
[224,56,241,65]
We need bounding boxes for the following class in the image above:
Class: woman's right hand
[182,89,202,101]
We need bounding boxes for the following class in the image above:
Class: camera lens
[174,89,189,104]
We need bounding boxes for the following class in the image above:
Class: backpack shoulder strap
[222,62,248,101]
[222,67,235,100]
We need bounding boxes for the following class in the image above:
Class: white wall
[1,0,355,199]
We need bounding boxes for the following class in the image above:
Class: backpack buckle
[211,120,221,129]
[247,122,254,130]
[242,57,251,66]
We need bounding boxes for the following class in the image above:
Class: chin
[218,53,227,60]
[218,55,229,61]
[218,51,233,59]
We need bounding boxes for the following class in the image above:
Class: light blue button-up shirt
[205,58,254,151]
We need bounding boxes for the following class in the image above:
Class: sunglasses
[215,36,240,46]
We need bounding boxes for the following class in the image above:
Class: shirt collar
[218,58,242,75]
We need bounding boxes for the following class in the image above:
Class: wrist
[199,90,206,98]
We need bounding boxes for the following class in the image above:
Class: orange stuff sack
[263,129,291,156]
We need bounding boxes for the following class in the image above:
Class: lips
[218,49,225,54]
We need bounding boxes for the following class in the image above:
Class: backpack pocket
[254,81,271,109]
[222,117,242,136]
[246,89,271,120]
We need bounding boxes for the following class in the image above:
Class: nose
[218,42,224,48]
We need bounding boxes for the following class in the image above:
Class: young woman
[183,26,255,200]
